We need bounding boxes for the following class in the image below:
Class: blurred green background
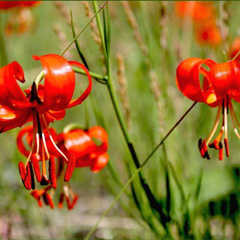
[0,1,239,239]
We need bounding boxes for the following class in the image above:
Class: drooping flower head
[0,54,92,190]
[0,1,40,35]
[17,125,109,210]
[176,57,240,160]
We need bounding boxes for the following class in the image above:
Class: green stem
[0,15,8,67]
[72,66,107,81]
[34,67,107,86]
[84,102,197,240]
[61,1,108,57]
[106,80,131,143]
[93,1,108,60]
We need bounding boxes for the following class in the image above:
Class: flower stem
[34,67,107,86]
[61,1,108,57]
[72,66,107,82]
[84,102,197,240]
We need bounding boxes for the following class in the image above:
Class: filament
[41,115,69,161]
[205,103,222,146]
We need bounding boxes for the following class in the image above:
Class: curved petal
[0,106,16,121]
[75,154,94,168]
[209,60,240,99]
[63,129,96,158]
[87,126,108,155]
[90,153,109,172]
[0,61,31,111]
[67,61,92,108]
[33,54,75,112]
[176,57,218,105]
[0,106,32,132]
[17,125,33,157]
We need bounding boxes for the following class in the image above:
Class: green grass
[0,1,239,239]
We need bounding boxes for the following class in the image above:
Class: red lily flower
[229,36,240,62]
[58,126,109,172]
[175,1,215,22]
[1,54,92,188]
[17,125,109,210]
[0,1,39,9]
[0,1,40,36]
[175,1,222,47]
[195,20,221,47]
[176,57,240,160]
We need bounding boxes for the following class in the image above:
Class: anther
[28,162,35,190]
[58,193,65,209]
[224,138,229,157]
[42,192,54,209]
[219,142,223,161]
[18,161,32,190]
[40,175,49,186]
[49,156,57,189]
[31,190,43,207]
[31,154,41,182]
[69,195,79,210]
[64,155,76,182]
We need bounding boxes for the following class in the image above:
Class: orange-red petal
[176,57,218,105]
[33,54,75,112]
[0,61,31,111]
[67,61,92,108]
[90,153,109,172]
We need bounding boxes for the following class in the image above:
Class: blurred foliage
[0,1,239,239]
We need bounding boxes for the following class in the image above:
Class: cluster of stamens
[18,84,78,209]
[198,95,240,160]
[30,158,78,210]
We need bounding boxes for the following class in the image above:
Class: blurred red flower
[175,1,215,22]
[0,1,40,35]
[195,20,221,47]
[176,57,240,160]
[175,1,221,47]
[0,1,39,9]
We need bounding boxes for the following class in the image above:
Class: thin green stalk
[70,10,89,70]
[72,66,107,81]
[0,15,8,67]
[84,102,197,240]
[34,67,107,86]
[103,3,168,226]
[93,1,108,60]
[61,1,108,57]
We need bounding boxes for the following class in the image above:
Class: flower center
[18,109,68,190]
[198,95,239,160]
